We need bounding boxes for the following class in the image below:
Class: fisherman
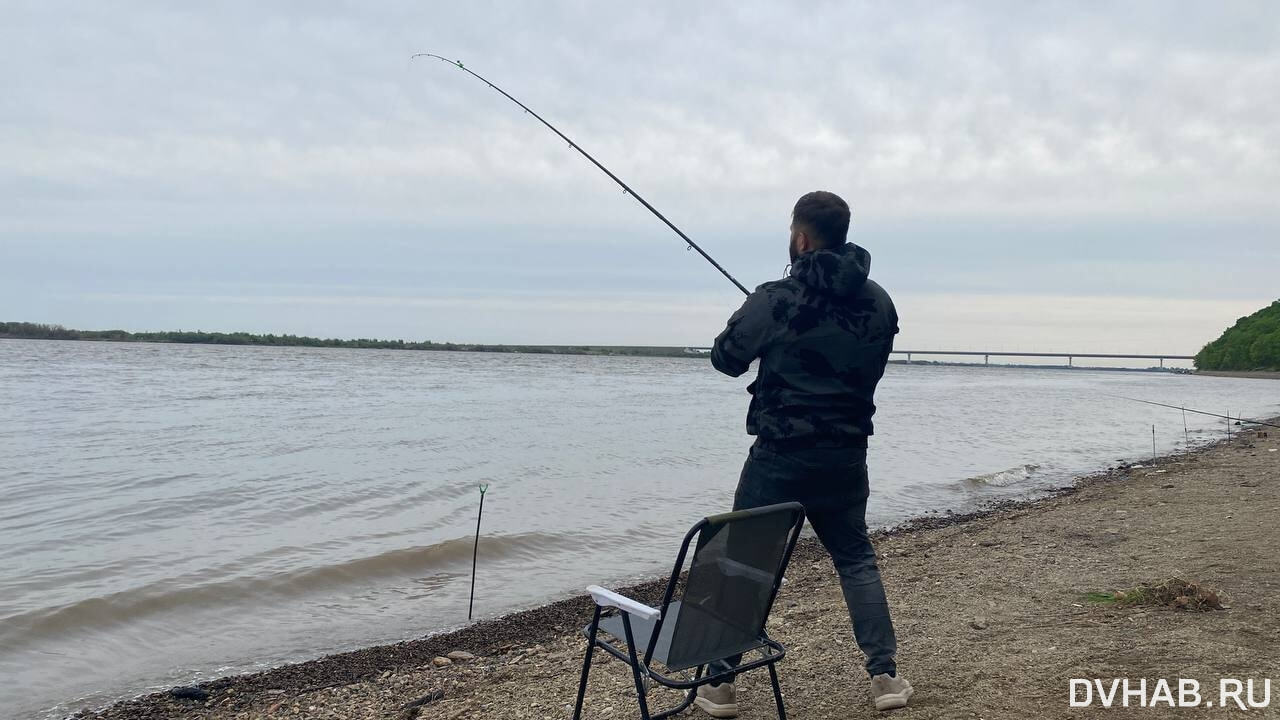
[700,191,911,715]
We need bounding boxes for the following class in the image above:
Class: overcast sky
[2,1,1276,354]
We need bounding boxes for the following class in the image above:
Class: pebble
[970,616,989,631]
[447,650,476,661]
[432,656,453,667]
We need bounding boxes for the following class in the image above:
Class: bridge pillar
[1160,358,1164,368]
[984,354,989,365]
[1069,356,1073,367]
[907,352,912,362]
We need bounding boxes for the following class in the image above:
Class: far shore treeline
[9,309,1280,371]
[1194,300,1280,372]
[0,322,704,359]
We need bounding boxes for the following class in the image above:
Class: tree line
[0,322,700,358]
[1194,300,1280,371]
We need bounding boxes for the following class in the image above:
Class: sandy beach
[78,424,1279,720]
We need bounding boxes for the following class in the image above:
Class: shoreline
[6,336,1215,375]
[76,422,1280,719]
[1195,370,1280,380]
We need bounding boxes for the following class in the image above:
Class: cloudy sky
[3,1,1276,354]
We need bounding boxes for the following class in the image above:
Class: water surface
[1,339,1275,718]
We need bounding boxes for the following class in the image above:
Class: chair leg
[768,662,787,720]
[650,665,704,720]
[682,664,705,711]
[620,614,652,720]
[572,606,602,720]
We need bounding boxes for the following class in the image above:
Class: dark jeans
[709,442,898,680]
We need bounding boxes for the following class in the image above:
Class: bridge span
[891,350,1195,368]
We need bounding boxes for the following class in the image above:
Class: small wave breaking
[963,463,1041,488]
[0,531,582,652]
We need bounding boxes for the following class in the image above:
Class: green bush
[1194,300,1280,371]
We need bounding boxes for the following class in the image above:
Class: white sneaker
[870,673,913,711]
[694,682,739,718]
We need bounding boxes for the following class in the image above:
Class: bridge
[891,350,1195,368]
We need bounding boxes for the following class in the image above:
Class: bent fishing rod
[412,53,749,296]
[1109,395,1280,430]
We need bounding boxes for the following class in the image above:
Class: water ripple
[0,339,1276,720]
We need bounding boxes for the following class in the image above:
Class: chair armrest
[586,585,661,621]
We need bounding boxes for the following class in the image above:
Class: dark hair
[791,191,850,248]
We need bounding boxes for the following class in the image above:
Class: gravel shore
[1195,370,1280,380]
[78,425,1279,720]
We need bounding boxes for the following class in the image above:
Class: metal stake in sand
[1182,405,1189,447]
[468,484,488,622]
[1152,425,1157,463]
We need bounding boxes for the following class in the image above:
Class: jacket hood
[790,242,871,296]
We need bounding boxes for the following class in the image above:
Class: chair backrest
[655,502,805,671]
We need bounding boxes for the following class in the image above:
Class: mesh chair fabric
[662,507,800,670]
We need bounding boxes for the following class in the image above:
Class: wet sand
[79,425,1279,720]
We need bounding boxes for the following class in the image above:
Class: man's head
[790,191,850,262]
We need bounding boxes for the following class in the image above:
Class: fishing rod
[1108,395,1280,430]
[411,53,750,296]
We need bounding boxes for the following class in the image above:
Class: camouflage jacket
[711,242,898,442]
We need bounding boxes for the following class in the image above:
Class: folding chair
[572,502,806,720]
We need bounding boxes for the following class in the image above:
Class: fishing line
[412,53,750,296]
[1108,395,1280,430]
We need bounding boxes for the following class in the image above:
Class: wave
[963,463,1041,488]
[0,531,581,651]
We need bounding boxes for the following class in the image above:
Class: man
[699,191,912,716]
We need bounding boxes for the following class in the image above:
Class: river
[1,339,1275,718]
